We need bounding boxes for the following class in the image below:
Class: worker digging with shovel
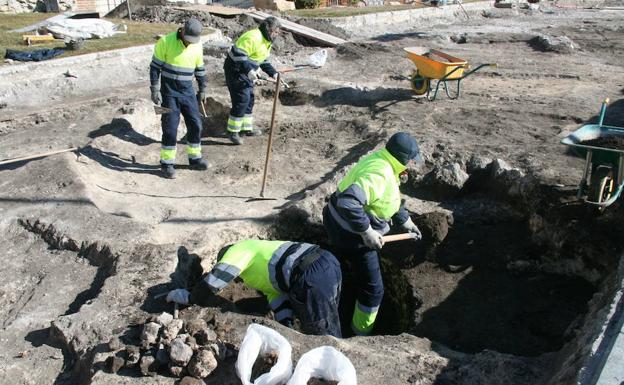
[323,132,424,336]
[223,17,282,145]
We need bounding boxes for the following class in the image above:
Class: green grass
[0,15,210,64]
[286,0,482,17]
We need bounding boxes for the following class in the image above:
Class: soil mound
[581,136,624,150]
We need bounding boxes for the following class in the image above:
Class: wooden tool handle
[0,147,78,166]
[382,233,418,242]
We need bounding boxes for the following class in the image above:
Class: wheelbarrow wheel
[588,166,615,210]
[410,70,430,95]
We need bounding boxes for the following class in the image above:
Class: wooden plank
[248,11,347,47]
[172,5,249,16]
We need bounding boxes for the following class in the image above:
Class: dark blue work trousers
[161,94,203,147]
[322,206,385,315]
[224,58,255,118]
[289,250,342,338]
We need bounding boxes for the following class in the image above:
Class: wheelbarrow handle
[599,98,610,126]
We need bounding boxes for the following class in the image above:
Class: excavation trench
[154,171,619,360]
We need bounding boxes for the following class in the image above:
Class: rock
[531,34,576,54]
[169,337,193,366]
[106,355,125,373]
[180,376,203,385]
[187,335,199,351]
[421,163,469,199]
[140,322,161,345]
[169,364,185,377]
[163,318,184,340]
[196,327,217,345]
[125,346,141,367]
[466,155,492,174]
[188,349,218,379]
[139,353,158,376]
[490,158,513,177]
[107,336,121,352]
[153,312,174,326]
[185,319,208,337]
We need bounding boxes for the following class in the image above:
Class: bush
[295,0,321,9]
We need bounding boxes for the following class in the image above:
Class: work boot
[160,164,176,179]
[241,129,262,137]
[189,158,209,170]
[229,132,243,145]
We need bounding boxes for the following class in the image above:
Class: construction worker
[322,132,423,336]
[149,19,208,179]
[166,240,343,337]
[223,17,281,145]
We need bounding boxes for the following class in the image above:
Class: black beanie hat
[386,132,422,166]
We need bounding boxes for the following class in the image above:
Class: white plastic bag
[287,346,357,385]
[236,324,293,385]
[307,49,328,68]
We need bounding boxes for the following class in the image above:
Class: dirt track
[1,3,624,385]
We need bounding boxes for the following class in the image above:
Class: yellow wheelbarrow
[404,47,497,101]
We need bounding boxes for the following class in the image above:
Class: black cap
[182,19,202,44]
[386,132,422,165]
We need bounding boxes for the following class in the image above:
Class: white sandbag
[307,49,327,68]
[287,346,357,385]
[236,324,293,385]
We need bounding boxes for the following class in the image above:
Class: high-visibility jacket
[191,240,317,323]
[327,148,409,235]
[150,31,206,97]
[227,28,277,78]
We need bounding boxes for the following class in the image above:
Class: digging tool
[199,99,208,117]
[0,146,78,166]
[154,105,172,115]
[254,72,283,201]
[382,233,419,243]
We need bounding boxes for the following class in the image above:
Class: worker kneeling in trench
[166,240,343,338]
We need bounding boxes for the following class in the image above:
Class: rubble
[187,349,218,378]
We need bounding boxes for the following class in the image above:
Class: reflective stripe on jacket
[150,31,206,97]
[227,28,276,77]
[196,240,316,314]
[329,148,407,234]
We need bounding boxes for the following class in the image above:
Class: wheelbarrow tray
[404,46,467,80]
[561,123,624,166]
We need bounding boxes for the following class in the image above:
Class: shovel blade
[154,105,172,114]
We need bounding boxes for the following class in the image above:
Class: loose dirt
[581,135,624,150]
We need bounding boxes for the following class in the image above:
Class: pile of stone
[105,312,224,382]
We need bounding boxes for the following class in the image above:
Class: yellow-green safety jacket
[327,148,410,235]
[191,240,317,324]
[226,28,277,78]
[150,30,206,97]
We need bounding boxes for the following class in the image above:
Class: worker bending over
[149,19,208,179]
[223,17,281,145]
[166,240,343,337]
[323,132,423,336]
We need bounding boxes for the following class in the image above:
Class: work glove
[359,226,384,250]
[247,69,259,83]
[272,72,279,80]
[166,288,190,305]
[150,85,161,105]
[399,217,422,240]
[197,89,207,102]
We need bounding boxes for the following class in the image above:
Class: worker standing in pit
[322,132,424,336]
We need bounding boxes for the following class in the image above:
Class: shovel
[154,105,172,115]
[246,72,283,202]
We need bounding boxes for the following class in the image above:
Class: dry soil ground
[1,3,624,385]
